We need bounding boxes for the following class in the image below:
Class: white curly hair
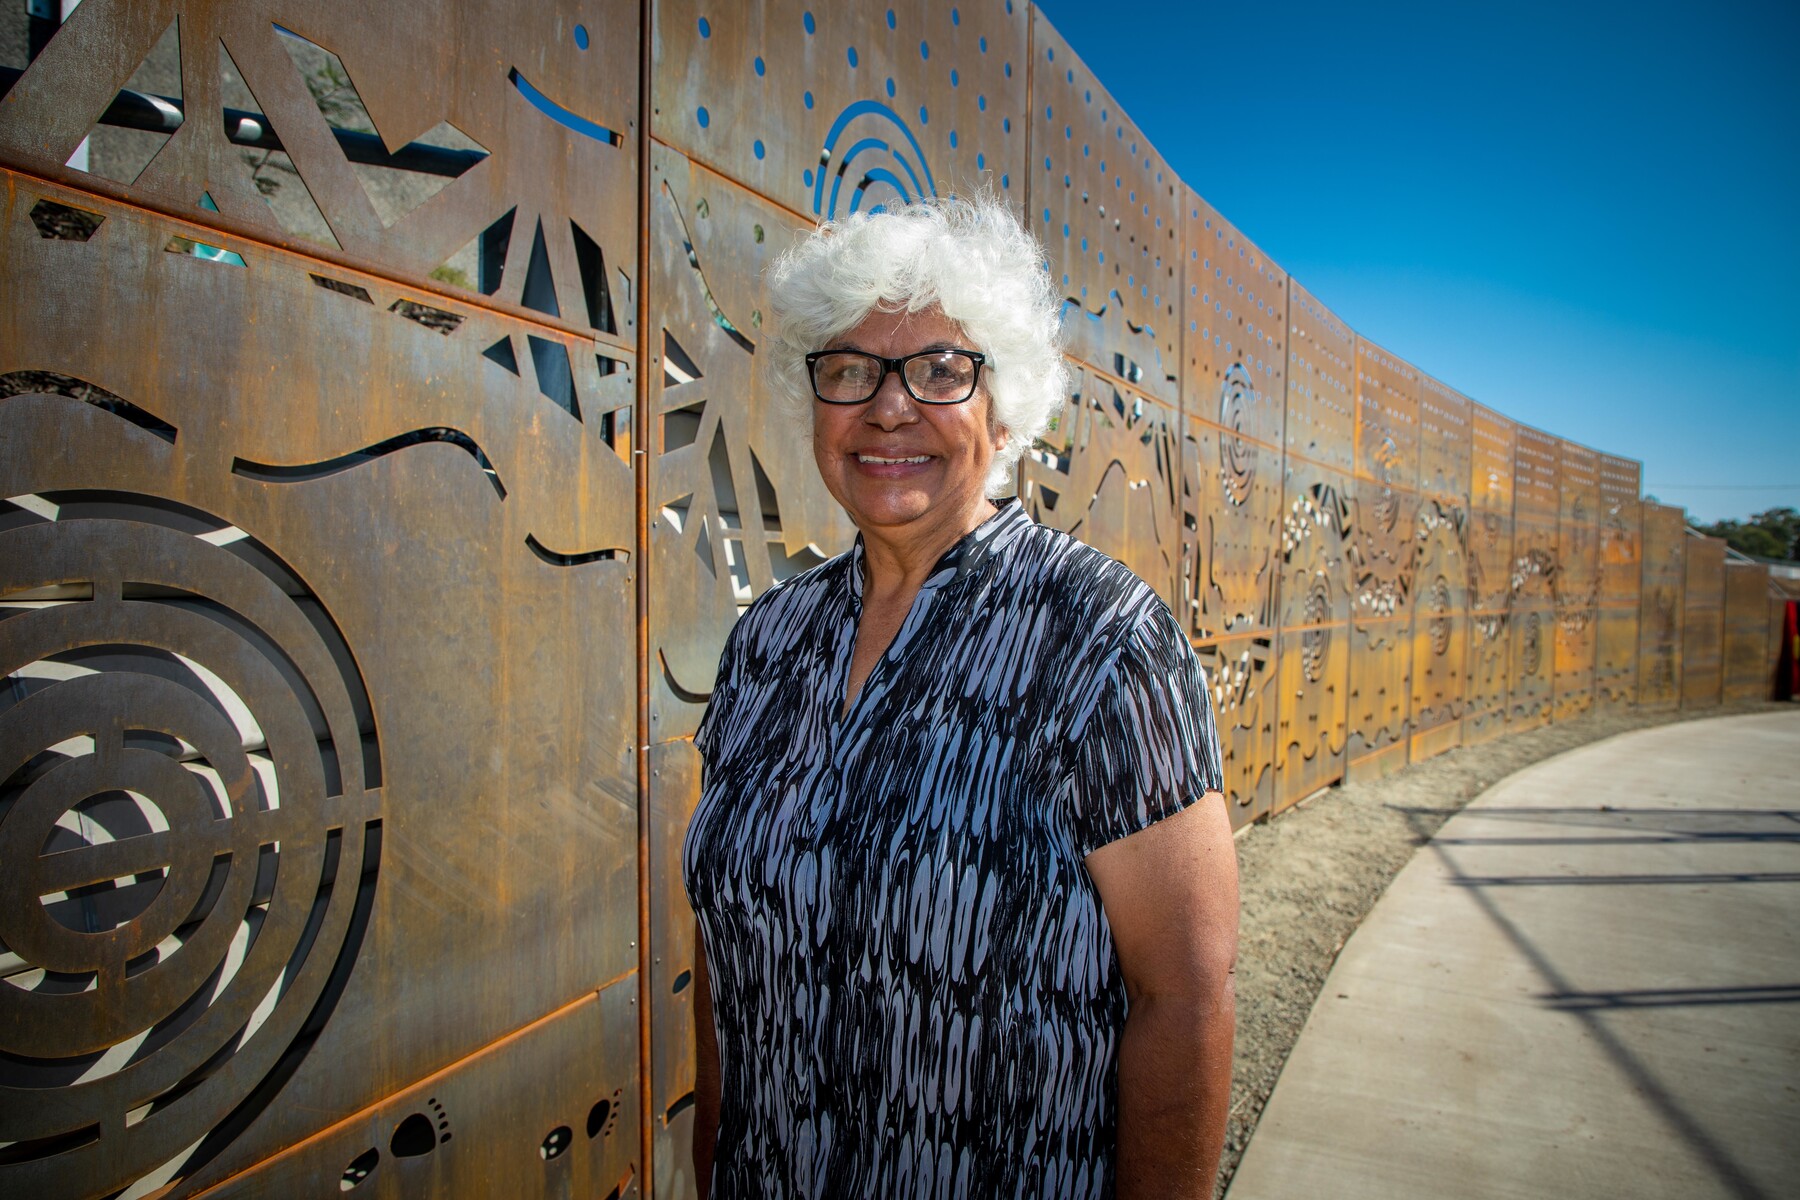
[765,192,1068,497]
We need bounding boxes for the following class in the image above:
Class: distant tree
[1694,506,1800,560]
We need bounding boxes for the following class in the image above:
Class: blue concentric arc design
[812,100,937,219]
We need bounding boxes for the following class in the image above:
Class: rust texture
[0,3,1779,1198]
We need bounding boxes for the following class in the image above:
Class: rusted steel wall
[0,3,1777,1198]
[1720,560,1773,702]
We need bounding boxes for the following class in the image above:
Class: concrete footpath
[1226,710,1800,1200]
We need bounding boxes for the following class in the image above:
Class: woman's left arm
[1086,791,1239,1199]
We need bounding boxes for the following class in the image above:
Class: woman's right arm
[691,926,720,1199]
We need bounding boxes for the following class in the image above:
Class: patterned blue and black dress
[684,499,1225,1199]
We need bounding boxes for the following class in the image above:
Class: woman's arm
[1085,792,1239,1199]
[691,927,721,1199]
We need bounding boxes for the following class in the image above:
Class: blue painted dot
[1063,173,1070,186]
[804,168,814,187]
[1045,105,1052,119]
[754,140,765,159]
[1004,62,1012,77]
[698,17,711,37]
[952,7,961,24]
[1064,126,1072,139]
[980,36,988,53]
[1099,161,1106,173]
[886,8,896,28]
[696,106,709,127]
[1002,117,1011,132]
[949,130,958,148]
[978,94,986,111]
[1063,274,1070,285]
[754,56,765,75]
[950,69,958,86]
[803,11,815,34]
[1081,285,1088,297]
[886,77,896,97]
[573,23,589,49]
[1044,157,1051,170]
[1081,238,1088,252]
[1062,223,1070,237]
[1083,144,1089,157]
[919,104,928,123]
[804,91,815,109]
[848,46,858,66]
[1043,208,1051,221]
[920,40,929,59]
[1098,251,1105,263]
[1001,175,1009,188]
[976,152,985,169]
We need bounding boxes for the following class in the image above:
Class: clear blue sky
[1034,0,1798,524]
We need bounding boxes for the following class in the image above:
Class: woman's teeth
[858,454,930,464]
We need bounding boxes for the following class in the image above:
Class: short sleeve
[1064,604,1225,857]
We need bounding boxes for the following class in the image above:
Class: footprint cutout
[391,1096,452,1159]
[587,1086,622,1140]
[339,1147,378,1191]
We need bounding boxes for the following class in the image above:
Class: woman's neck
[858,497,998,604]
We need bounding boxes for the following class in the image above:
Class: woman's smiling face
[811,305,1005,543]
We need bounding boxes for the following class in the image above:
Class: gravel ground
[1214,698,1793,1196]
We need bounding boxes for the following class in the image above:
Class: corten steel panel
[1418,375,1472,500]
[653,0,1029,224]
[0,176,639,1200]
[1681,535,1725,708]
[1352,338,1420,490]
[1022,369,1181,610]
[1722,561,1773,702]
[1636,502,1687,708]
[1273,457,1351,811]
[646,146,855,745]
[1284,282,1356,475]
[1508,427,1559,730]
[1031,12,1182,403]
[1410,497,1468,762]
[1553,441,1599,721]
[1193,634,1277,829]
[1595,453,1642,708]
[0,0,640,354]
[1461,404,1514,743]
[196,981,641,1200]
[646,740,702,1200]
[1181,189,1287,457]
[1182,410,1282,642]
[1344,617,1413,781]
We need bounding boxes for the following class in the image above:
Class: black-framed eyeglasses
[804,348,987,405]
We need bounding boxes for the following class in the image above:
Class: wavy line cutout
[811,100,937,218]
[524,534,627,566]
[508,68,622,146]
[659,181,755,356]
[0,370,177,442]
[232,428,505,499]
[658,649,712,705]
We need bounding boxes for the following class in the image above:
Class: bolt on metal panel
[1507,426,1559,730]
[1181,188,1287,454]
[1681,534,1726,708]
[1553,440,1599,721]
[1411,376,1471,760]
[645,740,703,1200]
[652,0,1029,225]
[1417,375,1472,501]
[1636,502,1687,708]
[1721,561,1774,702]
[1022,369,1182,611]
[1594,453,1642,708]
[1182,408,1283,643]
[1030,10,1182,404]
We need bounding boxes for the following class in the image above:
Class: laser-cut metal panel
[1023,370,1181,610]
[1507,426,1559,729]
[1721,561,1773,702]
[653,0,1029,223]
[1418,375,1472,501]
[646,145,856,745]
[1182,411,1282,642]
[1182,189,1287,453]
[1031,11,1182,402]
[1595,453,1641,708]
[1352,338,1420,491]
[1193,635,1277,829]
[0,0,640,350]
[0,174,639,1200]
[1284,282,1356,474]
[646,740,702,1200]
[1273,457,1351,811]
[1552,440,1599,720]
[1462,405,1514,743]
[1344,616,1413,781]
[1681,534,1726,708]
[1410,497,1467,761]
[1636,502,1686,708]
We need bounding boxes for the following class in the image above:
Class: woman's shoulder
[1001,517,1171,630]
[723,545,855,654]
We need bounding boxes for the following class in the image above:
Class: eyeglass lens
[812,351,979,404]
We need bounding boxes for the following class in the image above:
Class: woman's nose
[862,369,919,429]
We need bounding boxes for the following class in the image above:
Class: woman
[684,195,1238,1199]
